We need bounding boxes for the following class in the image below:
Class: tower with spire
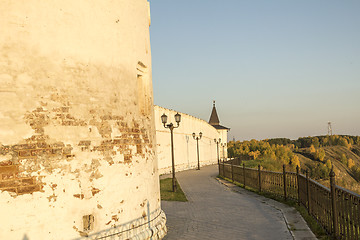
[209,101,230,159]
[209,101,229,131]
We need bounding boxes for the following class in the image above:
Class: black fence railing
[219,160,360,240]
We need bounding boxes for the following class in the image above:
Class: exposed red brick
[0,160,12,166]
[47,193,57,202]
[0,165,18,174]
[73,194,84,199]
[1,173,16,180]
[136,145,142,154]
[111,215,118,222]
[0,180,17,188]
[17,184,41,194]
[0,187,17,193]
[124,155,132,163]
[20,177,35,185]
[91,187,100,196]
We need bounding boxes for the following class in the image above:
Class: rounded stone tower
[0,0,166,239]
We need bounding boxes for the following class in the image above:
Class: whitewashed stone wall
[154,106,228,175]
[0,1,166,239]
[218,129,229,159]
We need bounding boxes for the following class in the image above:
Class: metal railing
[219,160,360,240]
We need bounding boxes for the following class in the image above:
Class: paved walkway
[161,165,317,240]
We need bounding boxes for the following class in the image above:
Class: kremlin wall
[155,105,228,175]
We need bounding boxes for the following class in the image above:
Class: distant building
[208,101,230,159]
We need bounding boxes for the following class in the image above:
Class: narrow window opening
[137,61,151,116]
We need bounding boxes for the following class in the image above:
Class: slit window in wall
[137,61,151,116]
[83,214,94,232]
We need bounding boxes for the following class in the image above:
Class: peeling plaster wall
[0,1,165,239]
[154,106,228,174]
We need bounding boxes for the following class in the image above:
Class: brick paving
[161,164,316,240]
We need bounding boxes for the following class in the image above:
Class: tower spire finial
[213,100,215,106]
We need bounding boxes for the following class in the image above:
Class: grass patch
[242,158,299,173]
[160,178,187,202]
[220,176,331,240]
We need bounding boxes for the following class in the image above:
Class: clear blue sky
[149,1,360,141]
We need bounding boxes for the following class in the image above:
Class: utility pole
[328,122,332,135]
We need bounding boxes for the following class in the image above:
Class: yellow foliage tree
[309,144,316,153]
[248,150,260,159]
[348,158,355,169]
[325,159,332,170]
[341,154,347,165]
[316,148,326,162]
[339,137,351,149]
[291,155,300,168]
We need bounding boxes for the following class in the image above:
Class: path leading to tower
[161,164,317,240]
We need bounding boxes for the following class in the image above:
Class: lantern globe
[175,113,181,124]
[161,114,167,125]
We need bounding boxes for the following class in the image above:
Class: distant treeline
[227,139,301,173]
[265,135,360,149]
[228,135,360,180]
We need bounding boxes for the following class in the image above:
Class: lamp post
[192,132,202,170]
[161,112,181,192]
[221,142,227,162]
[214,138,221,164]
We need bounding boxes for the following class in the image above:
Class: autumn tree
[248,150,260,160]
[314,148,325,162]
[309,144,316,153]
[347,158,355,169]
[340,154,347,165]
[321,136,330,146]
[312,137,320,149]
[356,136,360,146]
[325,159,332,170]
[351,166,360,181]
[291,155,300,168]
[339,137,351,149]
[312,162,331,180]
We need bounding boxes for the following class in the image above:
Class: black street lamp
[192,132,202,170]
[221,142,227,162]
[214,138,221,164]
[161,112,181,192]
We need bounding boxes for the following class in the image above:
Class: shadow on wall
[19,209,166,240]
[186,135,190,168]
[72,207,166,240]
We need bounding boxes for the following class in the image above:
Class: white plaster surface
[0,1,165,239]
[154,106,228,175]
